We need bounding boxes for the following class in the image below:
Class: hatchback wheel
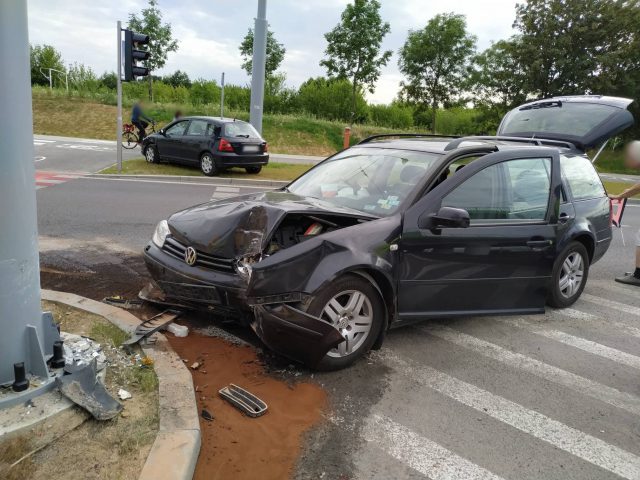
[245,166,262,174]
[200,153,218,176]
[307,275,384,371]
[547,241,590,308]
[144,145,159,164]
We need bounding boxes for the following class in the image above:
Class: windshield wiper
[235,134,250,138]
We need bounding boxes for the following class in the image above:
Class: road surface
[36,167,640,480]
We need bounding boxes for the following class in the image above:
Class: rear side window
[560,155,606,200]
[224,122,261,138]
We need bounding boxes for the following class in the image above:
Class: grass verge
[602,180,640,198]
[99,158,313,181]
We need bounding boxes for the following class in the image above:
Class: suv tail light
[263,142,268,153]
[218,138,234,152]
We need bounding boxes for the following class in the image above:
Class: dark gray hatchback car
[142,95,633,370]
[141,116,269,176]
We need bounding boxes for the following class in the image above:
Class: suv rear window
[560,155,606,200]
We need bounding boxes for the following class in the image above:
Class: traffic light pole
[249,0,267,134]
[0,0,61,408]
[116,21,123,174]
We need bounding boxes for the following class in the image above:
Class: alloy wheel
[145,147,155,163]
[559,251,584,299]
[320,289,373,358]
[201,155,213,174]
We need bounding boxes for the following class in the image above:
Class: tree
[163,70,191,88]
[68,62,98,91]
[30,44,65,87]
[127,0,178,100]
[99,72,118,90]
[298,77,368,123]
[398,13,476,133]
[468,38,529,109]
[239,27,286,78]
[320,0,392,125]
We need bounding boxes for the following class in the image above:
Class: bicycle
[121,121,157,149]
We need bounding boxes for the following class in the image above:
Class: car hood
[167,190,374,258]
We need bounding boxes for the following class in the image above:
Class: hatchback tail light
[264,142,268,152]
[218,138,234,152]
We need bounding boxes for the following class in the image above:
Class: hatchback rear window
[224,122,261,138]
[560,155,606,200]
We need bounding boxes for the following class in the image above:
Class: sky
[28,0,519,104]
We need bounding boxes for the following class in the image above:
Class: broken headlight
[234,255,261,282]
[152,220,170,248]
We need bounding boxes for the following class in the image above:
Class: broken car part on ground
[142,96,634,370]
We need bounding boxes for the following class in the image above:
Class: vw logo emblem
[184,246,197,266]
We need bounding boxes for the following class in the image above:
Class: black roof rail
[444,135,578,151]
[358,133,459,145]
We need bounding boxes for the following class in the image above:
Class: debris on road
[219,384,268,418]
[61,332,107,371]
[56,359,122,421]
[166,322,188,337]
[201,409,214,422]
[117,388,132,400]
[191,362,201,370]
[122,309,182,353]
[102,295,143,310]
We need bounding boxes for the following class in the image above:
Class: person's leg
[138,120,149,141]
[615,228,640,285]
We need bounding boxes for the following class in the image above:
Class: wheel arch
[571,233,595,262]
[349,268,395,350]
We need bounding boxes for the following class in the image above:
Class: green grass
[593,149,640,175]
[90,321,129,348]
[99,158,313,181]
[602,180,640,198]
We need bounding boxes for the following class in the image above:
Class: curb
[41,290,200,480]
[87,173,289,188]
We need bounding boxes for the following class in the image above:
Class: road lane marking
[214,186,240,193]
[362,414,505,480]
[210,192,234,199]
[380,351,640,480]
[497,317,640,370]
[557,308,640,339]
[581,293,640,317]
[416,324,640,416]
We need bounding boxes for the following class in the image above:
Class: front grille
[162,236,235,273]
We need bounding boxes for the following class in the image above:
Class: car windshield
[501,102,620,137]
[287,147,441,216]
[224,122,261,138]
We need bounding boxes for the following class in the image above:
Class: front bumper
[143,243,248,316]
[251,304,343,367]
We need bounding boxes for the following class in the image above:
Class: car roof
[180,116,249,125]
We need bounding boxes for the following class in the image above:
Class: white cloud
[27,0,519,103]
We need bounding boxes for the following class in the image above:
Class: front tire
[144,145,159,164]
[307,275,384,371]
[245,166,262,174]
[200,153,218,176]
[547,241,590,308]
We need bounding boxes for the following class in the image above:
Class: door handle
[527,239,553,249]
[558,213,572,224]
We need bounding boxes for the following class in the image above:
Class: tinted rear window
[224,122,261,138]
[501,102,619,137]
[560,155,606,200]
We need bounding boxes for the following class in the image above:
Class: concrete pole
[220,72,225,118]
[0,1,57,387]
[117,21,123,174]
[249,0,267,134]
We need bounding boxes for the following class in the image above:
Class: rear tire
[144,145,159,164]
[307,275,384,371]
[547,241,590,308]
[200,153,218,176]
[245,166,262,174]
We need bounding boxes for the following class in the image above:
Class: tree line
[30,0,640,136]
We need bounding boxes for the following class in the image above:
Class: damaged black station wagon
[143,96,634,370]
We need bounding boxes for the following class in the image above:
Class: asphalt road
[36,171,640,479]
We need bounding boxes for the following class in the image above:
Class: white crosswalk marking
[379,351,640,480]
[362,414,505,480]
[214,186,240,193]
[557,308,640,338]
[582,293,640,317]
[417,324,640,416]
[497,317,640,370]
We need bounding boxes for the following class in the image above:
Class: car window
[206,123,216,136]
[165,120,188,137]
[224,122,261,138]
[288,147,442,216]
[442,157,551,224]
[186,119,208,136]
[560,155,606,200]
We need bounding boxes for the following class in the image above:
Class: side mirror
[418,206,470,230]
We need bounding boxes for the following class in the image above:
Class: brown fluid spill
[168,332,327,480]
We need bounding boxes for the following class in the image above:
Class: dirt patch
[0,301,159,480]
[168,332,327,480]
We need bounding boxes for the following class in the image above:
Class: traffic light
[123,29,150,81]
